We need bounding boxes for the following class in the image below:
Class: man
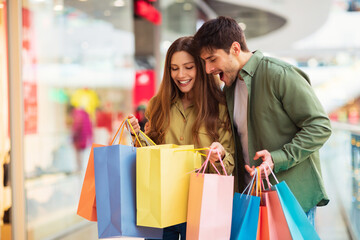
[193,16,332,224]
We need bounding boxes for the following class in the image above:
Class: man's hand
[207,142,226,164]
[245,149,274,178]
[127,114,140,134]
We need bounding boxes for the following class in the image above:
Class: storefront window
[22,0,135,238]
[0,1,11,239]
[159,0,197,75]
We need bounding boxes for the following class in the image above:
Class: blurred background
[1,0,360,239]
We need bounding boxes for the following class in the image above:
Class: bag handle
[196,148,228,176]
[197,149,218,176]
[109,119,143,147]
[265,161,279,184]
[138,130,157,146]
[242,168,257,199]
[125,119,143,147]
[109,119,126,145]
[262,165,272,189]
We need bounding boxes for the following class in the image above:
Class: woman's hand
[127,114,140,134]
[207,142,226,164]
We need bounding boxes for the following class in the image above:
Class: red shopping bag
[257,204,270,240]
[260,165,292,240]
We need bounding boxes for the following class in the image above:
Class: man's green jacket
[224,51,332,212]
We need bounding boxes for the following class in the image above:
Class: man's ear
[231,41,241,55]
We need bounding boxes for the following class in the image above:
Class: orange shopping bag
[77,122,126,221]
[76,143,104,221]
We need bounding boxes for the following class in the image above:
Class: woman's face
[170,51,196,94]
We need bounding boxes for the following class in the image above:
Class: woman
[128,36,234,240]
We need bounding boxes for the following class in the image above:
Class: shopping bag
[94,120,163,239]
[77,143,104,221]
[186,149,234,240]
[136,144,202,228]
[264,163,320,240]
[262,190,292,239]
[256,204,269,240]
[259,165,291,240]
[230,169,261,240]
[275,181,320,240]
[77,120,127,221]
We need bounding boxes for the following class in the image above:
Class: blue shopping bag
[275,181,320,240]
[93,123,163,239]
[230,169,261,240]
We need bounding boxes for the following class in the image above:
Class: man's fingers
[245,165,255,176]
[254,150,270,160]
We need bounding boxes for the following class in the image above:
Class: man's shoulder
[258,55,310,84]
[260,54,294,70]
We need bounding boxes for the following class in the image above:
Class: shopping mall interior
[1,0,360,239]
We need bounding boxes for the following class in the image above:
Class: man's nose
[205,63,213,74]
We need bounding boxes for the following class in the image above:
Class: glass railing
[320,121,360,239]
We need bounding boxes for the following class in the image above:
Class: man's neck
[238,51,253,70]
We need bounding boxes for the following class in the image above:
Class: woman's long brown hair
[146,36,229,145]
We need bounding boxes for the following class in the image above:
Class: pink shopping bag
[186,149,234,240]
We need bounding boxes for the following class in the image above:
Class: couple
[129,16,332,240]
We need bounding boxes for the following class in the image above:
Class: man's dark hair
[194,16,249,54]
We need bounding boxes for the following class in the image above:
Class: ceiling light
[53,0,64,11]
[113,0,125,7]
[53,4,64,11]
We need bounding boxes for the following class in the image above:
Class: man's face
[200,48,240,87]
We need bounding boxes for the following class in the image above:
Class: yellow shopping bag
[136,144,202,228]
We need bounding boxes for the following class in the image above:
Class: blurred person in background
[134,104,148,132]
[194,16,332,226]
[70,106,93,172]
[128,36,235,240]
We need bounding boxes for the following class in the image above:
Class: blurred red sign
[23,7,38,134]
[135,0,161,25]
[133,70,156,107]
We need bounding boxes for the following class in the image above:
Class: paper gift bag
[77,143,104,221]
[77,120,127,221]
[262,190,292,240]
[275,181,320,240]
[186,149,234,240]
[256,205,270,240]
[258,164,291,240]
[263,163,319,240]
[230,169,261,240]
[93,120,163,239]
[136,144,202,228]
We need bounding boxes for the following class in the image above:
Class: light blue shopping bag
[275,181,320,240]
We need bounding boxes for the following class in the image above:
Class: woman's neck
[181,91,194,110]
